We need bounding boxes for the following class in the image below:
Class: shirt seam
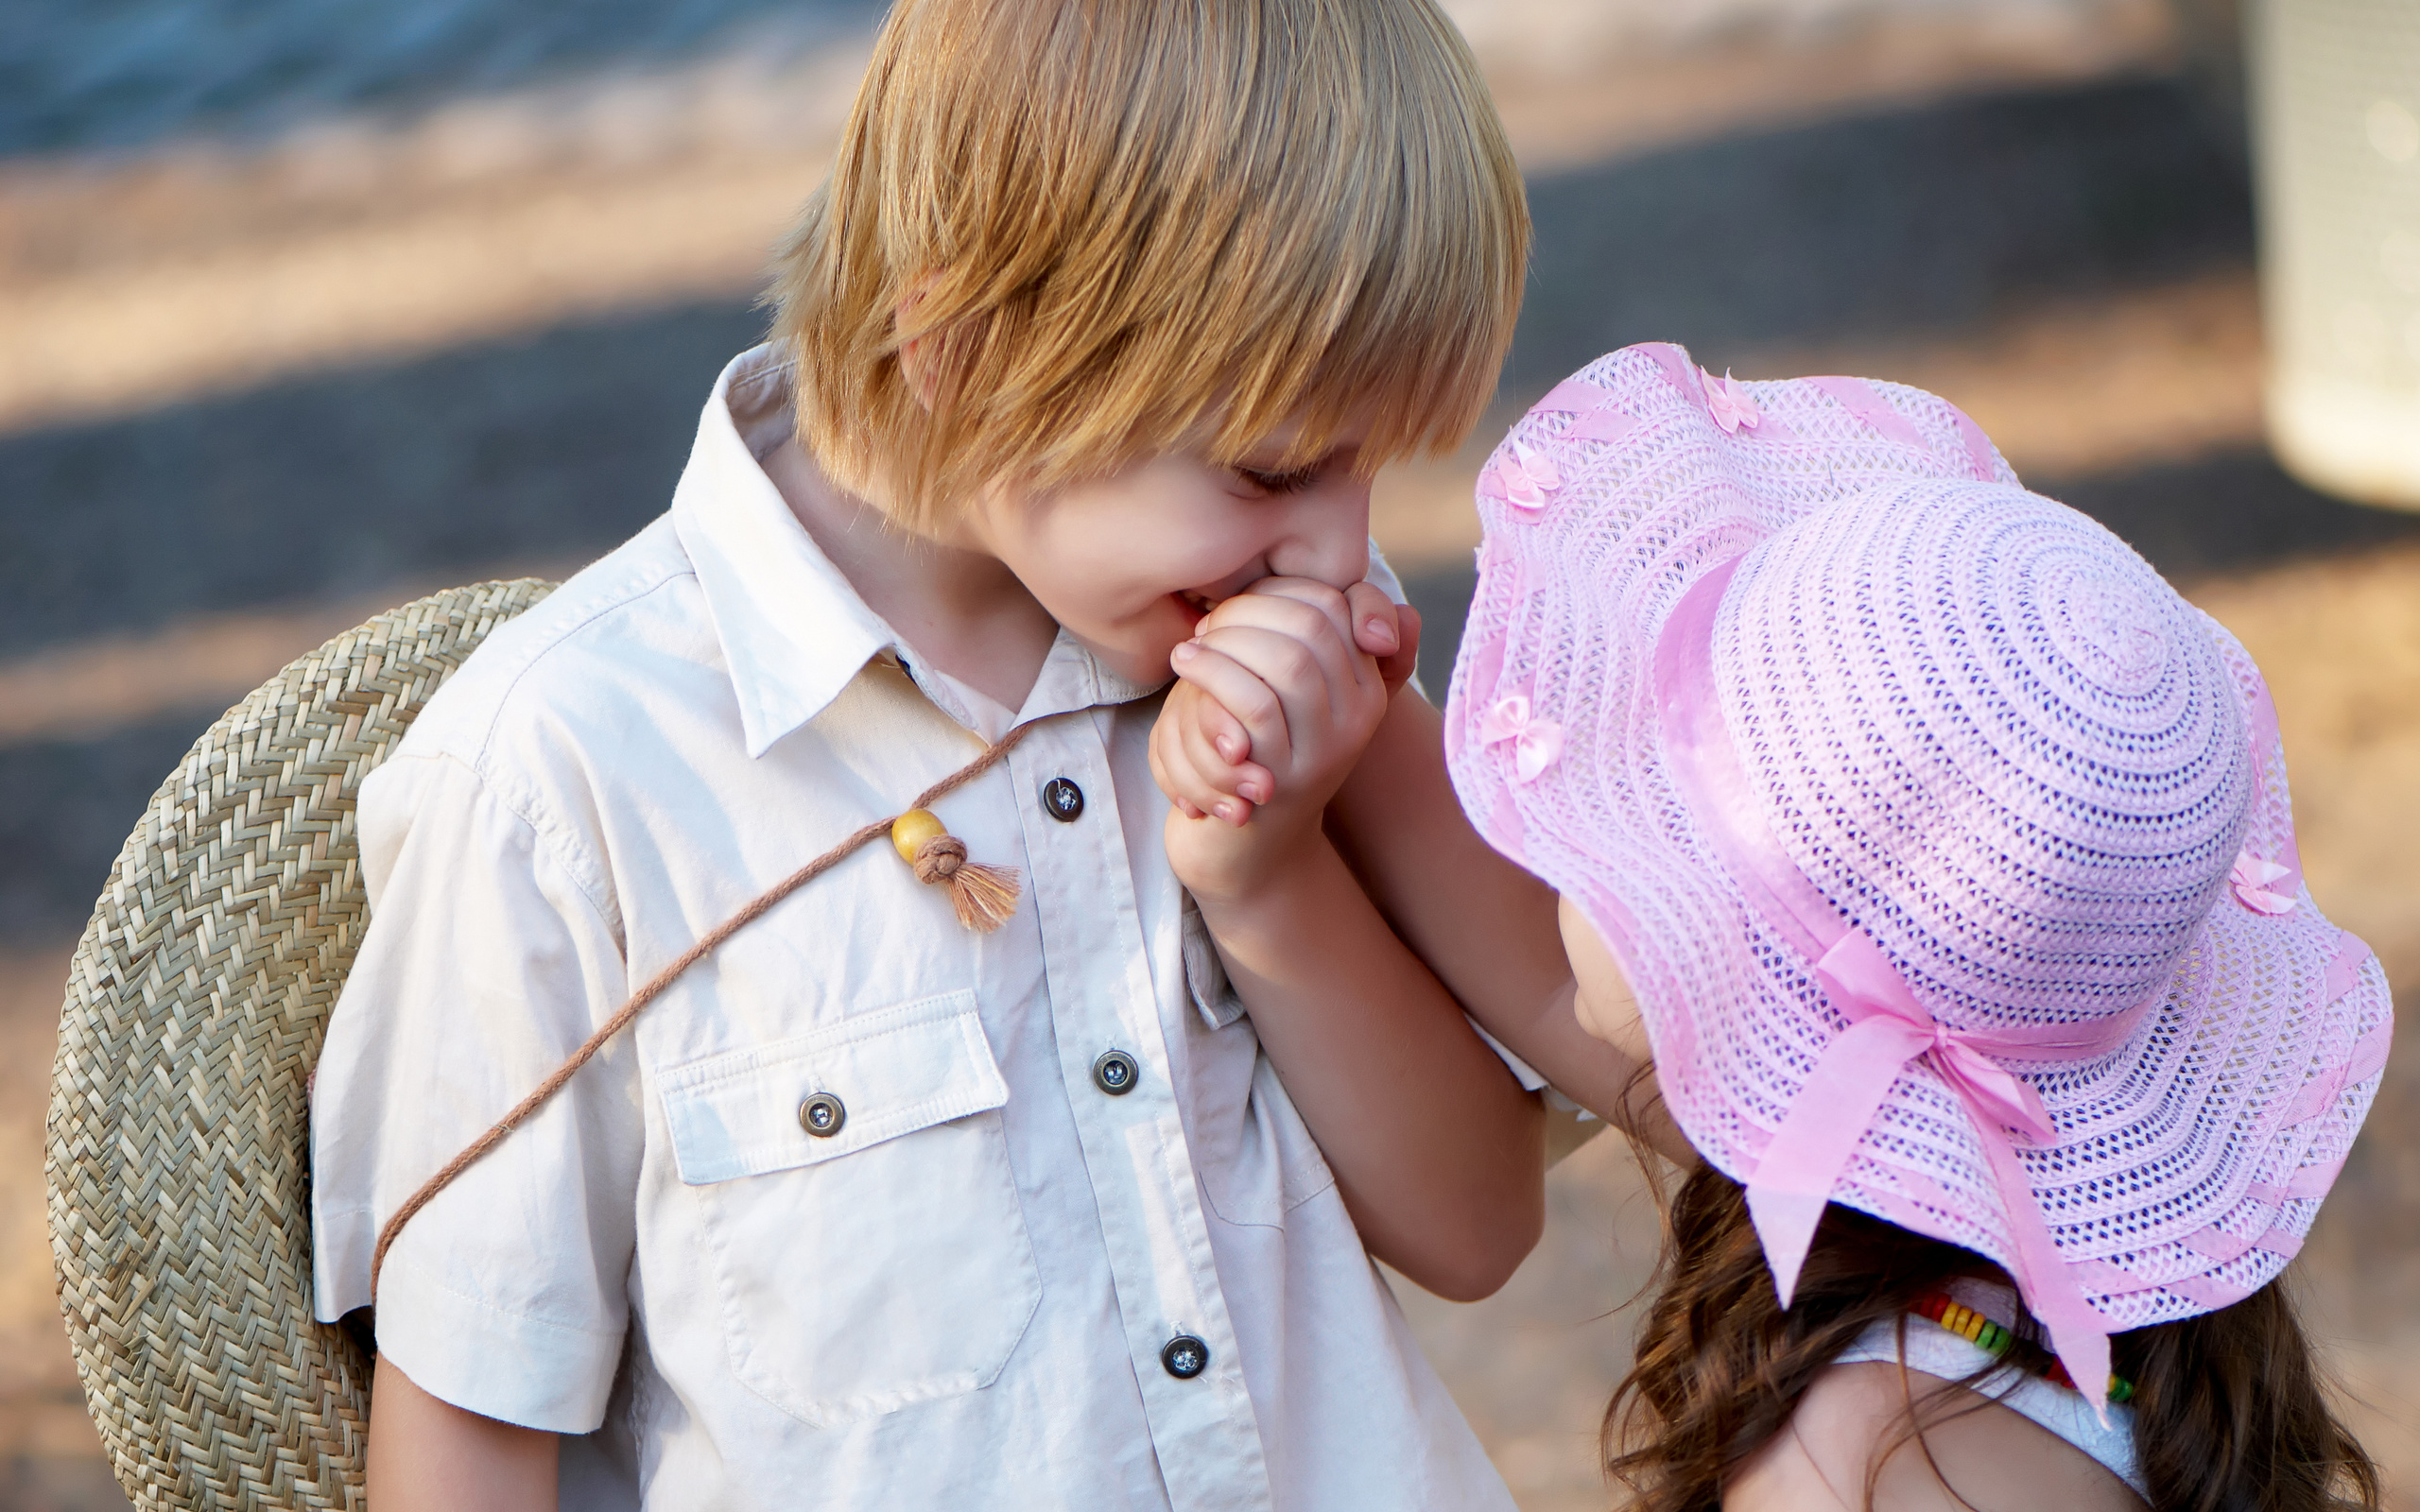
[384,1249,627,1344]
[458,561,700,932]
[393,747,629,955]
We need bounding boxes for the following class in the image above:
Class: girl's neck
[765,435,1060,713]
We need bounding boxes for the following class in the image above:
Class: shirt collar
[673,346,1163,757]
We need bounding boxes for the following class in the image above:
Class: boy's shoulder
[391,514,714,777]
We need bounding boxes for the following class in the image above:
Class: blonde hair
[770,0,1530,529]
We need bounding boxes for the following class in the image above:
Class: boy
[311,1,1558,1507]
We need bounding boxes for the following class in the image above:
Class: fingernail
[1171,641,1198,662]
[1363,617,1398,652]
[1240,782,1269,803]
[1214,800,1241,824]
[1215,735,1241,762]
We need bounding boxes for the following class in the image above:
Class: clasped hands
[1149,577,1419,901]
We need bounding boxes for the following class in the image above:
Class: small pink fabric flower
[2232,852,2297,915]
[1489,438,1561,510]
[1703,369,1761,435]
[1481,694,1564,783]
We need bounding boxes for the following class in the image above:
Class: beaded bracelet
[1911,1292,2135,1404]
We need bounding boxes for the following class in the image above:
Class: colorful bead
[1910,1292,2133,1405]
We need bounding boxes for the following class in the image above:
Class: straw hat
[44,579,556,1510]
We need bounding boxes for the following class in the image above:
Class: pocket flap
[660,989,1007,1185]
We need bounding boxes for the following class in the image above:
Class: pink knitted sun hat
[1444,342,2393,1402]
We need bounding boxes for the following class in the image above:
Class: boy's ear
[894,274,953,412]
[898,325,942,411]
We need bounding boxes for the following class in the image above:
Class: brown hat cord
[369,717,1035,1301]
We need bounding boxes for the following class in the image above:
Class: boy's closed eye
[1236,463,1324,496]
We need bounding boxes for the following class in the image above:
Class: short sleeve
[311,751,641,1433]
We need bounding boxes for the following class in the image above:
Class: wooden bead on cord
[890,808,1021,932]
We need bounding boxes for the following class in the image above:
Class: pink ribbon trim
[1638,342,1705,406]
[1567,406,1642,444]
[1536,377,1617,414]
[1811,376,1932,455]
[1654,555,2124,1414]
[1945,401,1999,481]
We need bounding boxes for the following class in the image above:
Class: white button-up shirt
[311,346,1517,1512]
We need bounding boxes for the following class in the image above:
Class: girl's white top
[307,345,1527,1512]
[1830,1281,2144,1499]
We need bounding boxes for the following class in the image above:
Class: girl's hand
[1149,580,1417,900]
[1150,581,1418,826]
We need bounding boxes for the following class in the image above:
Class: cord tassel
[891,809,1022,932]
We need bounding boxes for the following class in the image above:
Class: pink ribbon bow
[2232,852,2297,915]
[1744,930,2118,1421]
[1481,694,1564,783]
[1654,556,2125,1420]
[1703,368,1762,435]
[1483,438,1561,510]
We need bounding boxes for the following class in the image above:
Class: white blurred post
[2250,0,2420,509]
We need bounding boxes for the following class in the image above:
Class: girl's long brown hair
[1606,1163,2380,1512]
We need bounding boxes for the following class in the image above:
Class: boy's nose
[1266,485,1374,590]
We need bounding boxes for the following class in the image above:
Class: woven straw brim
[44,579,555,1511]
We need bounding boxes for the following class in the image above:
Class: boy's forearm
[1191,833,1544,1301]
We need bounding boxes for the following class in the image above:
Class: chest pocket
[1179,902,1337,1228]
[660,988,1042,1427]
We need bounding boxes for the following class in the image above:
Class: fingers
[1150,688,1268,824]
[1185,681,1255,768]
[1185,623,1350,744]
[1342,580,1403,661]
[1376,603,1423,699]
[1168,639,1293,774]
[1192,587,1367,701]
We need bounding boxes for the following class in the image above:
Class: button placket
[1006,724,1271,1508]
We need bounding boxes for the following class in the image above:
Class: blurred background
[3,0,2417,1507]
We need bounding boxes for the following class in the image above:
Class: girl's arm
[368,1359,558,1512]
[1156,586,1544,1299]
[1326,690,1680,1152]
[1180,812,1546,1299]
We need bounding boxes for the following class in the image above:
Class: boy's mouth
[1173,589,1219,627]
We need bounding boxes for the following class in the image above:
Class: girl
[1162,344,2391,1508]
[1443,347,2390,1509]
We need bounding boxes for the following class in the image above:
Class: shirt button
[1041,777,1085,822]
[1092,1049,1140,1096]
[798,1091,846,1138]
[1161,1334,1210,1380]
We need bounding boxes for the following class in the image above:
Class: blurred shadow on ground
[1510,76,2252,392]
[3,0,882,158]
[0,73,2360,946]
[0,301,767,661]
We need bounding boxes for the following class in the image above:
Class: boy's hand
[1149,579,1417,899]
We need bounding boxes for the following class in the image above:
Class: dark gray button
[1042,777,1085,822]
[798,1091,846,1138]
[1092,1049,1140,1096]
[1161,1334,1209,1380]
